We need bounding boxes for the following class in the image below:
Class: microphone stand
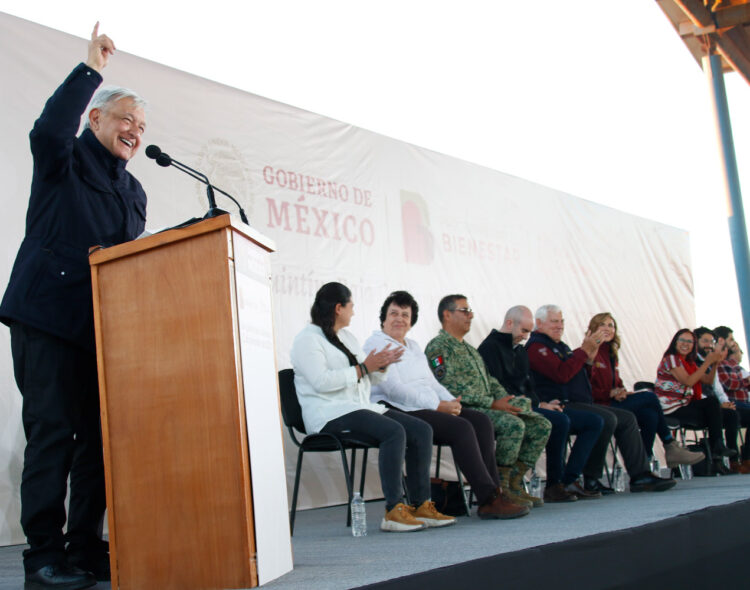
[155,152,250,224]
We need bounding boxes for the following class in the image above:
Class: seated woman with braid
[290,282,456,532]
[363,291,528,519]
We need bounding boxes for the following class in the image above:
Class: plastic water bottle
[614,465,626,492]
[528,471,542,499]
[678,464,693,480]
[351,492,367,537]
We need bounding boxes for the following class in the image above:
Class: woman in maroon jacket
[586,313,702,468]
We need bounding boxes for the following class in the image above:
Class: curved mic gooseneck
[145,145,249,224]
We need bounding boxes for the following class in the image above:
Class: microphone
[144,144,249,224]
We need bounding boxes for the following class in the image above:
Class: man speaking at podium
[0,23,148,589]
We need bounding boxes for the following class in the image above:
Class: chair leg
[435,445,442,479]
[346,448,357,527]
[289,448,306,536]
[604,439,618,486]
[359,448,369,497]
[453,458,472,516]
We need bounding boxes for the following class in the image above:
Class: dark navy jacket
[0,63,147,352]
[525,331,593,404]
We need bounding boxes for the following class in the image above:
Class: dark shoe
[728,461,747,474]
[543,482,578,503]
[713,460,736,476]
[564,480,602,499]
[67,552,110,582]
[629,472,676,492]
[712,445,738,459]
[478,490,530,519]
[583,478,615,495]
[24,564,95,589]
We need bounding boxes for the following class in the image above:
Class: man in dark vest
[0,23,148,589]
[526,305,675,495]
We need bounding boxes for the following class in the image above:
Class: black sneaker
[583,477,615,495]
[629,472,676,492]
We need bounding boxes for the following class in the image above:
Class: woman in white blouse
[363,291,527,519]
[290,282,455,532]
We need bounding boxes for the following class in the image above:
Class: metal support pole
[702,53,750,354]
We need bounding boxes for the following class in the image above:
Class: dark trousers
[10,323,106,573]
[408,407,499,505]
[733,401,750,460]
[537,407,604,485]
[322,409,432,510]
[669,396,725,450]
[721,407,740,454]
[567,402,650,480]
[610,391,673,457]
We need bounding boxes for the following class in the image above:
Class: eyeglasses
[677,338,694,345]
[451,307,473,315]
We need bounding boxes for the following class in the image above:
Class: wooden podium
[89,215,293,589]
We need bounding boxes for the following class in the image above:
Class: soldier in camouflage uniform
[425,295,551,508]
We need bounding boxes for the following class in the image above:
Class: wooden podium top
[89,213,276,266]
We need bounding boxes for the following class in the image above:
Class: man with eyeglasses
[526,305,675,494]
[425,295,551,509]
[0,24,148,589]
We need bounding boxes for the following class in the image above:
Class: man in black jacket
[478,305,604,501]
[0,23,147,589]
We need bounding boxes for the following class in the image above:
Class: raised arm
[86,22,116,73]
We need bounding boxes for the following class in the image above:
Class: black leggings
[669,396,726,450]
[321,409,433,510]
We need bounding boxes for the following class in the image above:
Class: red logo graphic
[401,190,434,265]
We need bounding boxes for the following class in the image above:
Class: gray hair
[504,305,532,324]
[534,304,562,323]
[83,85,148,129]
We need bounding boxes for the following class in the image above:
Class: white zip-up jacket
[363,330,455,412]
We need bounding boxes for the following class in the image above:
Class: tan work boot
[498,466,533,508]
[663,440,705,468]
[380,503,426,532]
[509,461,544,507]
[410,500,457,528]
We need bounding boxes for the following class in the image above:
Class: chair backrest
[278,368,307,435]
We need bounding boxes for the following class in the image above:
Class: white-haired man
[526,305,675,494]
[0,24,148,589]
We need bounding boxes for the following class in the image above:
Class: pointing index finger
[92,21,99,40]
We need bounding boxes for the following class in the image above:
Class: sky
[1,0,749,348]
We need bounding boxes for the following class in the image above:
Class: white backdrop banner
[0,13,695,545]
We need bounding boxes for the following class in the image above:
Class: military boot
[509,461,544,508]
[498,465,533,508]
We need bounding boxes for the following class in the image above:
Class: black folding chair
[278,368,378,535]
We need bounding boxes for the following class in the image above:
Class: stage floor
[1,475,748,589]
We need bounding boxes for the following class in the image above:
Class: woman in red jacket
[586,313,703,468]
[654,328,737,460]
